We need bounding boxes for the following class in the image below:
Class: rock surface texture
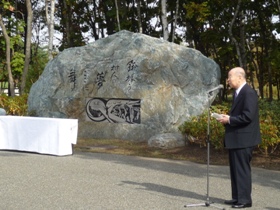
[28,30,220,142]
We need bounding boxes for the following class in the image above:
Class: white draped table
[0,116,78,156]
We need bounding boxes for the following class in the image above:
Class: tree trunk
[86,1,99,40]
[172,0,179,42]
[21,0,33,94]
[239,10,246,70]
[45,0,55,60]
[161,0,169,40]
[228,0,243,67]
[115,0,121,31]
[137,0,142,33]
[268,63,273,101]
[0,14,15,97]
[277,77,280,100]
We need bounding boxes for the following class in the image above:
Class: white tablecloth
[0,116,78,156]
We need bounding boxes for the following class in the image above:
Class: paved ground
[0,150,280,210]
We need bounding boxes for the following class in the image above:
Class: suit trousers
[228,147,254,204]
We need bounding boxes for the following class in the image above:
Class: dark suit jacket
[224,83,261,149]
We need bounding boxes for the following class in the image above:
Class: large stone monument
[28,30,220,142]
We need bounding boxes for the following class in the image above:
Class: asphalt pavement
[1,150,280,210]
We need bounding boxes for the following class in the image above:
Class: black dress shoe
[224,200,237,205]
[232,203,252,208]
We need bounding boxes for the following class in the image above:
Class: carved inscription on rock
[86,98,141,124]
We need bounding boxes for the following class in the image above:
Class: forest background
[0,0,280,158]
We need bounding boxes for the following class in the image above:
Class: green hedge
[258,100,280,155]
[0,94,28,116]
[179,100,280,156]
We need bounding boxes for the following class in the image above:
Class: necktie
[234,91,237,101]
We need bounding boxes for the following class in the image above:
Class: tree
[0,2,15,96]
[1,0,279,100]
[136,0,142,33]
[161,0,169,40]
[171,0,179,42]
[45,0,55,60]
[20,0,33,93]
[228,0,246,68]
[115,0,121,31]
[57,0,87,50]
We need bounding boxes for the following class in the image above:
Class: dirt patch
[180,144,280,171]
[148,144,280,171]
[74,139,280,171]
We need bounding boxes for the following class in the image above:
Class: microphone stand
[184,92,225,210]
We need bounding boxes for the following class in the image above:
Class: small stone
[0,108,6,115]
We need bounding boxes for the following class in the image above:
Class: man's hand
[217,114,230,125]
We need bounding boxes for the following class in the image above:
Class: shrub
[179,100,280,156]
[178,101,230,149]
[0,94,28,116]
[258,100,280,156]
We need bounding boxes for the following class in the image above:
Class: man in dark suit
[217,67,261,209]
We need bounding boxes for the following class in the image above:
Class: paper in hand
[211,112,222,120]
